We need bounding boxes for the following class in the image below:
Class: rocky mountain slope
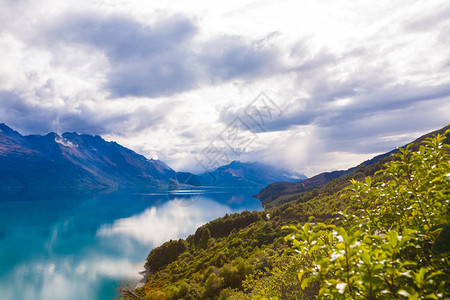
[0,123,175,188]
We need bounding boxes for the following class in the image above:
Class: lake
[0,187,262,300]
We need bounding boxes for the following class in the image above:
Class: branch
[115,285,144,300]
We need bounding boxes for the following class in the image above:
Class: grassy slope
[125,125,449,300]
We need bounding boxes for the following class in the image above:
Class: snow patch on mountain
[55,136,77,148]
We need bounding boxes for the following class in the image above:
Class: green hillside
[122,125,449,300]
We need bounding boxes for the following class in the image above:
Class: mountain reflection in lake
[0,188,262,300]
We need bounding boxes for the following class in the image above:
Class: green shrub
[146,239,188,272]
[285,131,450,299]
[204,273,224,297]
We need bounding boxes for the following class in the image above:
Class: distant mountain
[192,161,307,188]
[168,172,203,189]
[0,124,175,189]
[256,124,450,207]
[0,124,306,190]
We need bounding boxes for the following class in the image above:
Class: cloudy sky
[0,0,449,176]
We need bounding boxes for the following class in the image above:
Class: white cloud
[0,0,449,176]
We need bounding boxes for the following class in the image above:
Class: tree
[200,228,211,249]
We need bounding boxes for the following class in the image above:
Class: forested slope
[256,125,450,208]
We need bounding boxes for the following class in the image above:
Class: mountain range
[0,123,175,188]
[0,124,306,189]
[168,161,306,189]
[255,124,450,208]
[198,161,306,187]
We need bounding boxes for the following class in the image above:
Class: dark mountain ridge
[0,123,175,189]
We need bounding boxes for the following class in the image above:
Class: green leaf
[398,286,418,300]
[301,276,314,290]
[387,230,398,248]
[361,251,371,265]
[297,271,304,283]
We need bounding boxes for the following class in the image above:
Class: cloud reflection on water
[97,196,233,246]
[0,256,142,300]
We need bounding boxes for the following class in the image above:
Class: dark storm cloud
[0,91,58,133]
[203,36,281,81]
[47,13,281,98]
[245,82,450,135]
[316,96,450,154]
[56,15,197,61]
[0,91,164,135]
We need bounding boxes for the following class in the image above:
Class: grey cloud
[438,25,450,44]
[316,96,450,154]
[47,13,281,98]
[292,51,336,75]
[350,83,450,113]
[0,91,58,133]
[216,42,450,156]
[405,4,450,32]
[107,56,198,98]
[50,14,197,61]
[261,82,450,133]
[271,40,450,130]
[204,36,281,81]
[281,41,450,155]
[0,91,164,135]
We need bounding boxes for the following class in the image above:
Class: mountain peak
[0,123,22,137]
[0,123,13,132]
[62,131,80,137]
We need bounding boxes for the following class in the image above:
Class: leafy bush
[285,131,449,299]
[204,273,224,297]
[146,239,188,272]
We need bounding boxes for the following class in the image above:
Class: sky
[0,0,449,176]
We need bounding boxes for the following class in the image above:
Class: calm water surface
[0,187,262,300]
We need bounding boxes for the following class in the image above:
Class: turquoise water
[0,188,262,300]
